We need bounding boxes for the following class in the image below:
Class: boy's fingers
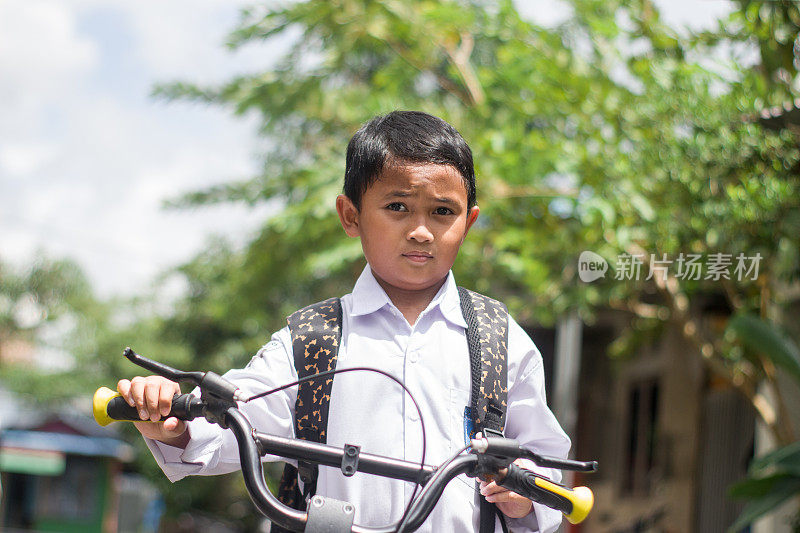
[117,379,132,405]
[479,481,505,496]
[485,491,512,503]
[163,417,186,434]
[145,382,162,422]
[159,384,175,417]
[129,377,148,419]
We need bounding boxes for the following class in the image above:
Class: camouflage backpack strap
[457,287,509,435]
[272,297,342,533]
[458,287,509,533]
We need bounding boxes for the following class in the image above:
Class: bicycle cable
[243,366,428,531]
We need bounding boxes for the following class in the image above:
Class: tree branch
[441,32,485,106]
[626,244,788,445]
[376,36,474,106]
[489,180,579,199]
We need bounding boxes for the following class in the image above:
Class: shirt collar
[350,265,468,329]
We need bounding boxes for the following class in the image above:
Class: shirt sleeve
[501,317,572,533]
[145,326,298,483]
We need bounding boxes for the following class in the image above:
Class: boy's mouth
[402,251,434,263]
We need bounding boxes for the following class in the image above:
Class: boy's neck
[372,274,447,326]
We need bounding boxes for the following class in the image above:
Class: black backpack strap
[458,286,509,533]
[272,297,342,533]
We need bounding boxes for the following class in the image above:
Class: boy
[118,111,570,532]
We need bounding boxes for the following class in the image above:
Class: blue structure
[0,415,136,532]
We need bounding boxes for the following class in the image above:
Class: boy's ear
[336,194,361,237]
[464,205,480,237]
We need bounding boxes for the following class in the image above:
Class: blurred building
[535,301,800,533]
[0,411,161,533]
[0,414,132,532]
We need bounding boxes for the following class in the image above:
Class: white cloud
[0,1,98,80]
[0,0,271,297]
[653,0,733,33]
[514,0,732,32]
[0,142,58,177]
[0,0,98,126]
[513,0,572,28]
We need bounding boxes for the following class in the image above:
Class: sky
[0,0,735,298]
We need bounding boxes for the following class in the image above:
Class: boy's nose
[407,222,434,242]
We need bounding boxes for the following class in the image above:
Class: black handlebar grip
[92,387,203,426]
[499,464,594,524]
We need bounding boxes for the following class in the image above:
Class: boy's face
[337,161,479,298]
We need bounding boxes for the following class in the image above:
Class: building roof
[1,428,134,462]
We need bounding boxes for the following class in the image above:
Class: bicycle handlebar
[93,386,205,426]
[500,464,593,524]
[93,349,598,532]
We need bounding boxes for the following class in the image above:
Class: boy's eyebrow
[383,191,459,204]
[433,196,458,205]
[383,190,412,198]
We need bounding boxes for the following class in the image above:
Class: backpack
[272,287,509,533]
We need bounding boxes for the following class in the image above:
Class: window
[624,378,660,496]
[35,455,99,521]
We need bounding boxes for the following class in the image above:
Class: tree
[0,255,260,526]
[0,255,104,400]
[158,0,799,439]
[138,0,800,529]
[0,255,193,403]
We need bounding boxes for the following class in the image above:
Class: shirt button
[409,410,419,422]
[409,351,419,363]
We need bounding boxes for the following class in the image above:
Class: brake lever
[470,435,598,472]
[122,348,246,424]
[123,347,205,384]
[526,452,598,472]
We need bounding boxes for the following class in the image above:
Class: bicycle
[93,347,597,533]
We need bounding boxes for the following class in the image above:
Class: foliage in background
[726,314,800,531]
[157,0,800,439]
[152,0,800,526]
[0,256,257,525]
[0,256,192,402]
[0,256,109,400]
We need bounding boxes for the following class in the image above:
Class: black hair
[344,111,476,210]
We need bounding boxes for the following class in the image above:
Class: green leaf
[727,314,800,385]
[748,441,800,477]
[729,473,790,499]
[628,192,656,222]
[727,476,800,532]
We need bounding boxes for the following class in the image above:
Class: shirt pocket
[449,387,479,492]
[449,386,471,449]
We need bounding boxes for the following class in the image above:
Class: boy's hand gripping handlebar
[94,348,598,532]
[471,435,596,524]
[93,347,246,428]
[93,385,204,426]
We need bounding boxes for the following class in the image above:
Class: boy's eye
[433,206,454,215]
[386,202,407,212]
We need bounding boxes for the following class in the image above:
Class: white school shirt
[147,265,571,532]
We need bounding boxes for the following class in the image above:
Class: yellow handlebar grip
[93,386,120,426]
[534,477,594,524]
